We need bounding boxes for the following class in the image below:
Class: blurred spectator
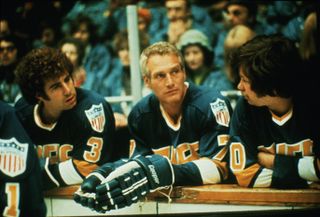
[151,0,216,46]
[299,11,317,61]
[0,34,25,104]
[265,1,302,42]
[138,8,152,32]
[33,20,61,49]
[223,24,256,88]
[109,0,140,35]
[213,0,275,68]
[0,19,11,37]
[223,0,258,31]
[58,37,86,87]
[177,29,233,92]
[62,0,141,43]
[94,30,150,118]
[8,1,65,49]
[298,11,319,99]
[61,0,115,41]
[208,0,228,24]
[69,15,112,90]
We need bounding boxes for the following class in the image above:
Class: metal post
[127,5,142,104]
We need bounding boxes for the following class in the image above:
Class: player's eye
[171,69,179,75]
[51,83,61,90]
[64,75,72,83]
[240,76,250,83]
[153,73,166,80]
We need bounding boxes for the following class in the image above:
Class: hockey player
[228,35,319,188]
[0,101,46,217]
[14,47,117,190]
[74,41,233,212]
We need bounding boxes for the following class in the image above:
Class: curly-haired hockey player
[14,47,117,190]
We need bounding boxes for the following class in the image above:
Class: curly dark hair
[15,47,73,104]
[233,34,302,98]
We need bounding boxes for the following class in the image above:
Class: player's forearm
[172,159,223,186]
[258,152,275,169]
[41,158,84,190]
[172,162,203,186]
[271,155,308,189]
[250,154,319,188]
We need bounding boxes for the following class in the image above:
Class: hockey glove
[74,162,116,209]
[95,154,174,212]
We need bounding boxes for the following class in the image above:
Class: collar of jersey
[160,104,182,131]
[34,104,57,131]
[269,106,293,126]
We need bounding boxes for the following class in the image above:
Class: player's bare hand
[114,112,128,128]
[257,152,275,169]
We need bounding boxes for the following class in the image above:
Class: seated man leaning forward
[74,41,233,212]
[14,47,117,190]
[228,34,320,189]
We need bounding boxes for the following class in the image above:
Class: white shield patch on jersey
[85,103,106,133]
[0,138,28,177]
[210,98,230,127]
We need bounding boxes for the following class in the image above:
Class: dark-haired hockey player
[228,35,319,188]
[14,47,117,190]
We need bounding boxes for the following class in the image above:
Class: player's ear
[35,92,42,101]
[36,92,47,102]
[143,75,150,88]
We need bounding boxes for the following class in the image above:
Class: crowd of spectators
[1,2,318,216]
[1,0,318,106]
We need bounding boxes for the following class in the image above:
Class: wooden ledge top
[44,184,320,207]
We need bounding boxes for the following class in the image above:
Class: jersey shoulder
[70,88,113,118]
[14,97,34,124]
[70,88,115,132]
[129,93,158,121]
[76,88,111,108]
[187,84,232,114]
[0,102,36,181]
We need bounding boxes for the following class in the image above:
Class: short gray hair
[139,41,185,77]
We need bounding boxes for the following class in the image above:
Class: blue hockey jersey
[228,97,320,188]
[1,101,46,217]
[128,83,233,186]
[14,88,117,189]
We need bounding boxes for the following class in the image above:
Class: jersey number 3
[84,137,103,163]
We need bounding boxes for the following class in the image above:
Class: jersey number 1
[3,183,20,217]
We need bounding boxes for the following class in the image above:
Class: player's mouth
[165,89,179,96]
[66,95,76,105]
